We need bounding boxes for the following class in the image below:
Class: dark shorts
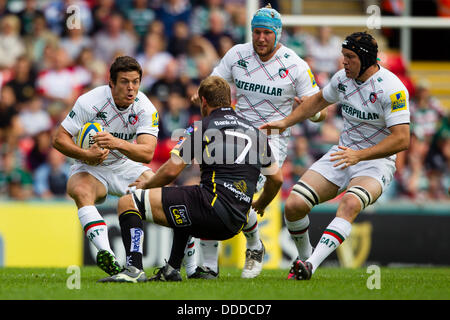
[161,185,238,240]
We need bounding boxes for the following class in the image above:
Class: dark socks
[119,210,144,270]
[168,229,190,270]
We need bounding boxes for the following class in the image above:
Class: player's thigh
[146,188,169,226]
[346,175,383,205]
[137,169,154,181]
[336,176,382,222]
[349,176,382,196]
[119,188,169,227]
[67,172,107,206]
[301,170,341,202]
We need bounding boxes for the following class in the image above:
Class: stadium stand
[409,61,450,111]
[0,0,448,203]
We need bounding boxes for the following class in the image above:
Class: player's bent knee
[345,186,372,211]
[128,188,154,222]
[117,194,135,216]
[67,184,95,202]
[290,180,320,210]
[284,195,309,220]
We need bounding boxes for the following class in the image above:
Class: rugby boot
[149,262,182,282]
[96,250,123,276]
[241,240,265,278]
[97,266,147,283]
[187,266,219,279]
[287,258,313,280]
[287,257,300,280]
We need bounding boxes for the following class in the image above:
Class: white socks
[183,237,197,276]
[307,217,352,273]
[78,205,114,255]
[200,239,219,273]
[196,209,263,273]
[285,215,313,261]
[242,208,262,251]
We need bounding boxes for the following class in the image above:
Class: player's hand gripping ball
[76,122,104,149]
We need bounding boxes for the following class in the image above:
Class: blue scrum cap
[251,3,282,49]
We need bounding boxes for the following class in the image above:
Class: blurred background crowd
[0,0,448,203]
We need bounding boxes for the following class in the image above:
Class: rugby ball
[76,122,104,149]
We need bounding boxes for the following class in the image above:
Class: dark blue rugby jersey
[170,107,275,231]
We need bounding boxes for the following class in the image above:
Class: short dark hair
[198,76,231,108]
[109,56,142,85]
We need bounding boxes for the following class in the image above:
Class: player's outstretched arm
[129,155,187,190]
[260,91,329,133]
[252,164,283,216]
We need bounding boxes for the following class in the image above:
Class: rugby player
[189,3,325,279]
[53,56,159,276]
[98,76,282,282]
[261,32,410,279]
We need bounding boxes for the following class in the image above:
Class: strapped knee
[291,180,320,209]
[346,186,372,210]
[130,189,153,222]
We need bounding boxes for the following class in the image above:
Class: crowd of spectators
[0,0,448,204]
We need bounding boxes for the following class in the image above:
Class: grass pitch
[1,266,449,300]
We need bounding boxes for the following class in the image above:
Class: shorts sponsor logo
[233,180,248,193]
[169,205,191,227]
[224,182,251,203]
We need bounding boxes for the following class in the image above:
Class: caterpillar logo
[169,205,191,227]
[390,90,407,112]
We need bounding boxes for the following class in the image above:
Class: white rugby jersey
[322,66,410,162]
[211,42,319,134]
[61,85,159,166]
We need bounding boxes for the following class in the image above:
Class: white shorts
[308,145,396,193]
[69,159,152,198]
